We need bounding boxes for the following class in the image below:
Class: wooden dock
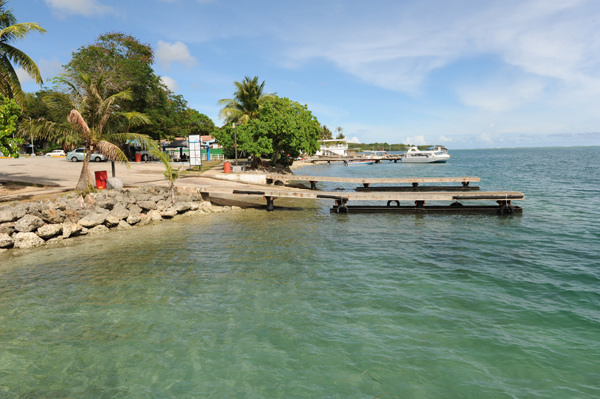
[200,174,524,215]
[266,174,480,191]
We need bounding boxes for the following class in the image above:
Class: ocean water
[1,147,599,398]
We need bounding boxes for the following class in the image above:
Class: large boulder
[0,233,13,248]
[0,206,15,223]
[13,232,45,249]
[0,222,15,235]
[138,200,157,211]
[37,224,63,239]
[147,209,162,222]
[78,209,109,228]
[62,222,82,238]
[15,215,44,232]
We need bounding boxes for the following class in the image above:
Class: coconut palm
[218,76,276,125]
[0,0,45,106]
[44,73,156,191]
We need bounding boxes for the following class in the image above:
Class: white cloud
[404,135,427,145]
[275,0,600,99]
[44,0,113,16]
[458,78,546,112]
[160,76,179,92]
[348,137,361,144]
[156,41,198,72]
[437,135,452,143]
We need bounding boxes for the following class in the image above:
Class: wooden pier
[201,174,524,215]
[266,174,480,191]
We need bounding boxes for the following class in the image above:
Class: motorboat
[344,159,376,166]
[402,146,450,163]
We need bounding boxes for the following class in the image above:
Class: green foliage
[151,148,180,203]
[216,97,320,167]
[320,125,333,140]
[0,94,21,156]
[218,76,276,125]
[0,0,45,106]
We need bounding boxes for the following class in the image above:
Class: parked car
[44,149,66,157]
[66,148,107,162]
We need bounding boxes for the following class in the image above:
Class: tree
[218,76,276,125]
[216,97,320,168]
[62,32,178,141]
[335,126,345,139]
[50,74,155,191]
[320,124,332,140]
[0,94,21,156]
[0,0,45,106]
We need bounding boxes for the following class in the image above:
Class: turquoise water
[1,147,599,398]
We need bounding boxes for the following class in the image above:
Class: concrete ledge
[213,173,267,185]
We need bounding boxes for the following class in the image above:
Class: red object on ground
[224,161,231,173]
[135,153,142,162]
[95,171,108,189]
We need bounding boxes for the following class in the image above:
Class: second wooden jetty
[200,174,524,215]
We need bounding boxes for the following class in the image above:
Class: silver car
[66,148,107,162]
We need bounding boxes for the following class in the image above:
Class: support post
[265,196,275,211]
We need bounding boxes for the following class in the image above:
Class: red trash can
[135,153,142,162]
[223,161,231,173]
[95,171,108,189]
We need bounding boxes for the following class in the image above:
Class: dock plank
[265,174,481,185]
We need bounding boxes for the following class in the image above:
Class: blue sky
[11,0,600,148]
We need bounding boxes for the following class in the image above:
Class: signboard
[189,135,202,166]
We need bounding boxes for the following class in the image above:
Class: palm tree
[43,74,156,191]
[218,76,276,125]
[0,0,45,106]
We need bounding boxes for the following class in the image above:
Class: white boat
[402,146,450,163]
[344,159,376,166]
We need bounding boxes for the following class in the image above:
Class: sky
[11,0,600,148]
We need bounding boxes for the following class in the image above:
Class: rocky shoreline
[0,186,238,253]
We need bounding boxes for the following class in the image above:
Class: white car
[66,148,107,162]
[44,149,67,157]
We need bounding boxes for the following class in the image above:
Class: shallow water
[1,147,599,398]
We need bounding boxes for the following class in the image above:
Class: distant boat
[344,159,376,166]
[402,146,450,163]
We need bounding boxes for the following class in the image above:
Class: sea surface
[1,147,599,398]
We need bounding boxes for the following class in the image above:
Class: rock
[174,202,192,213]
[138,214,152,226]
[137,200,157,211]
[0,233,13,248]
[37,224,63,239]
[117,220,132,230]
[160,208,178,218]
[127,211,142,225]
[62,222,82,238]
[147,209,162,222]
[0,206,15,223]
[0,222,15,235]
[13,204,28,219]
[107,177,123,190]
[40,208,65,224]
[13,232,45,249]
[15,215,44,232]
[79,210,108,228]
[88,225,109,235]
[96,199,115,210]
[85,194,95,207]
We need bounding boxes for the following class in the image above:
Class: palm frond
[67,109,91,141]
[96,140,128,163]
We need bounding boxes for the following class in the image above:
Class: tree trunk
[75,151,93,192]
